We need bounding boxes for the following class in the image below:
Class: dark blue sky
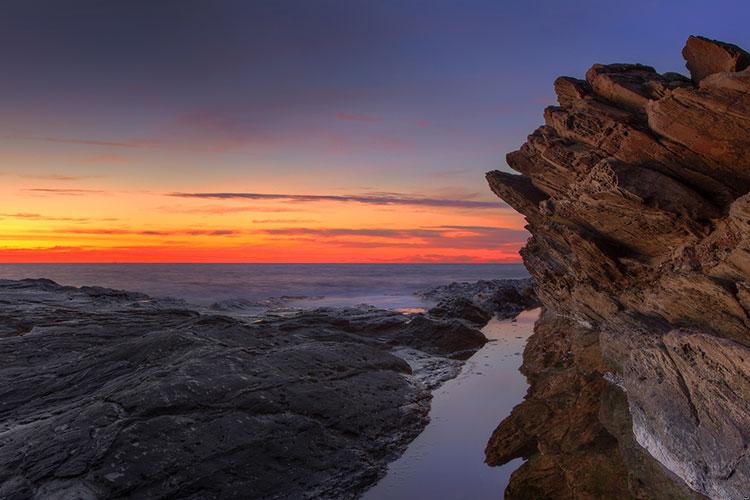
[2,0,748,190]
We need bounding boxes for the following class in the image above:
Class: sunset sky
[2,0,748,263]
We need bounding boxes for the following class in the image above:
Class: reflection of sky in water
[363,308,540,500]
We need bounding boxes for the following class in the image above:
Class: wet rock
[258,306,488,360]
[0,279,488,499]
[429,297,492,325]
[486,35,750,498]
[485,312,705,500]
[421,278,538,326]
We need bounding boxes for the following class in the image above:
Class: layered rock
[486,36,750,499]
[0,279,490,499]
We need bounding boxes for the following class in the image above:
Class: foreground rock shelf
[486,35,750,499]
[0,277,530,499]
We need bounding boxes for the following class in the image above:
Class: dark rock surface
[258,305,488,360]
[421,278,538,326]
[486,36,750,498]
[0,278,495,499]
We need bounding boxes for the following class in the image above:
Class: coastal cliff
[486,36,750,499]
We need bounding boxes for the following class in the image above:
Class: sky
[1,0,748,263]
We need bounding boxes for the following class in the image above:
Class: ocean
[0,263,529,310]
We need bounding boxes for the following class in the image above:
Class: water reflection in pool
[362,308,541,500]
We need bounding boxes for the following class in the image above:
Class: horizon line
[0,261,524,265]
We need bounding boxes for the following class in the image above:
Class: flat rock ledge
[0,277,531,499]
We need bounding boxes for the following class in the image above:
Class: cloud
[258,225,528,250]
[23,188,105,196]
[425,224,521,232]
[373,253,486,263]
[170,191,507,209]
[62,228,241,237]
[158,204,297,215]
[81,154,130,165]
[4,111,257,154]
[260,228,437,238]
[432,169,472,178]
[6,134,153,148]
[0,212,117,222]
[251,219,318,224]
[335,112,381,123]
[19,173,100,181]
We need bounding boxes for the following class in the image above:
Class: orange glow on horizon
[0,179,527,264]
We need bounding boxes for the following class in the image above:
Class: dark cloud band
[170,191,507,209]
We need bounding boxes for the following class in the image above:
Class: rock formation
[420,278,538,326]
[486,35,750,499]
[0,278,492,499]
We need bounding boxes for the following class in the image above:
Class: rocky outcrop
[0,279,489,499]
[421,278,538,326]
[486,36,750,499]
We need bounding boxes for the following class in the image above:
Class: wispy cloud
[158,204,297,215]
[335,112,381,123]
[81,154,130,165]
[6,134,154,148]
[23,188,105,196]
[19,173,100,181]
[251,219,318,224]
[425,224,514,231]
[260,227,436,238]
[258,225,528,249]
[170,191,506,209]
[0,212,117,222]
[62,228,241,237]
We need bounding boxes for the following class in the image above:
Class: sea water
[0,263,528,309]
[363,308,539,499]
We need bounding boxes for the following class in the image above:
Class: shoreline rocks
[420,278,538,326]
[0,277,533,499]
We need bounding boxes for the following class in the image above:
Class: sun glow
[0,178,526,263]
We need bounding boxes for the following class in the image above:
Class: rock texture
[486,311,703,499]
[486,36,750,499]
[420,278,538,326]
[0,278,493,499]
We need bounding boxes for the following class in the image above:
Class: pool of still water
[362,308,541,500]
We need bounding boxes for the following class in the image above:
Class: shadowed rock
[421,278,538,326]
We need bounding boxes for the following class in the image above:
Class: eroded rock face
[486,36,750,498]
[486,311,702,500]
[0,279,489,499]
